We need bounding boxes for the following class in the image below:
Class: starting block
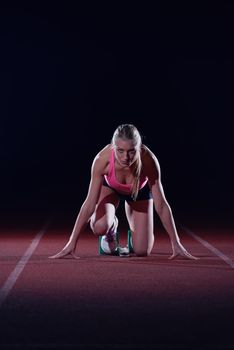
[99,229,134,256]
[127,229,134,253]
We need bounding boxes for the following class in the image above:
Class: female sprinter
[50,124,198,260]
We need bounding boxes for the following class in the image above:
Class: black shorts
[103,177,152,202]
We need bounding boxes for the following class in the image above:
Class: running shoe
[99,216,119,255]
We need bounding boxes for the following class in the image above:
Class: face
[114,138,139,167]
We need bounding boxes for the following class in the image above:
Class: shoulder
[91,144,112,175]
[141,144,161,179]
[94,144,112,164]
[141,144,160,167]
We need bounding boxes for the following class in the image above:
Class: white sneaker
[118,246,130,257]
[100,216,119,254]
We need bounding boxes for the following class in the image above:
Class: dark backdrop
[0,3,233,224]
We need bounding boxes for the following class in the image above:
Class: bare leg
[125,199,154,256]
[90,185,120,236]
[49,186,119,259]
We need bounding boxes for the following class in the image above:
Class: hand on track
[169,243,199,260]
[49,246,79,259]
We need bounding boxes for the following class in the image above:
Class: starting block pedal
[127,229,134,253]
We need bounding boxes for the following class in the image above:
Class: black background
[0,2,233,224]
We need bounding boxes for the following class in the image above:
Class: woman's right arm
[49,154,105,259]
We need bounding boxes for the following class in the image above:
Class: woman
[50,124,198,260]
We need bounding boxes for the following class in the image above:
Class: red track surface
[0,213,234,350]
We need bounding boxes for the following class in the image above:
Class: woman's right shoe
[99,216,119,255]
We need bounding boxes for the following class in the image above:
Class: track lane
[0,219,51,307]
[0,219,234,349]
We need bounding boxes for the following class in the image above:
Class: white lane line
[0,218,51,308]
[181,225,234,268]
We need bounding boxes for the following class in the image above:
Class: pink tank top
[104,149,148,194]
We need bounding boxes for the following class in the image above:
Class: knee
[91,221,109,236]
[134,249,149,257]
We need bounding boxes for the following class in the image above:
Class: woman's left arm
[145,149,198,260]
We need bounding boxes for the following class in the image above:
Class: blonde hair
[111,124,142,201]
